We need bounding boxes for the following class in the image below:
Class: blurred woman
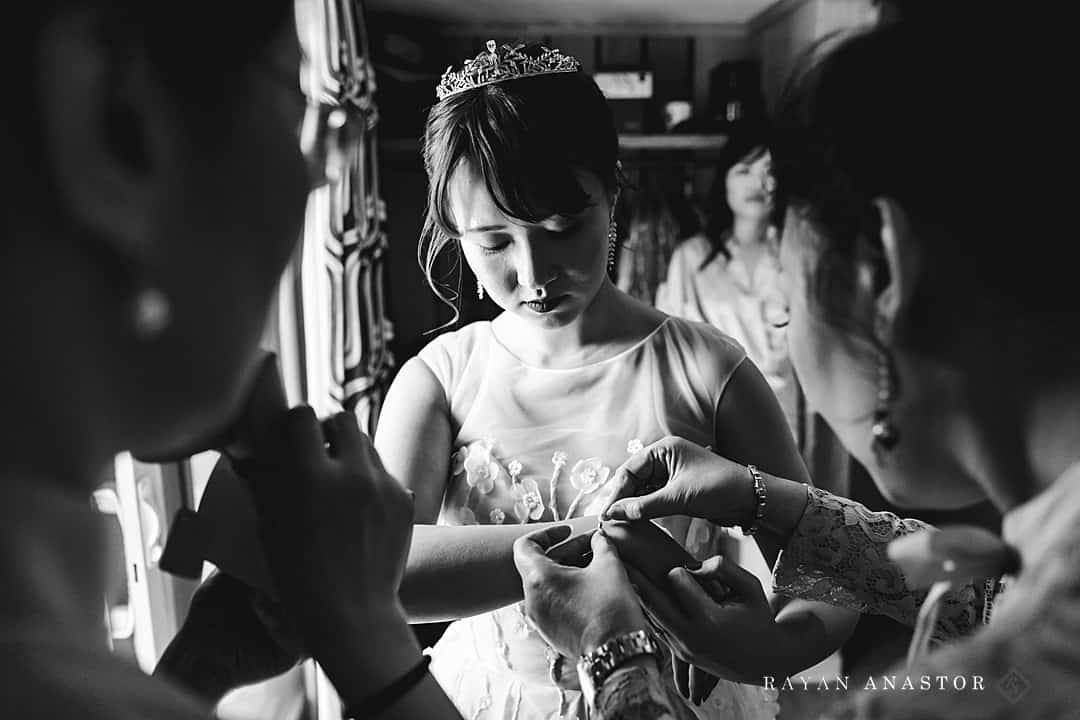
[656,130,796,434]
[0,3,457,718]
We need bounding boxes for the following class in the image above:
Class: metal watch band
[576,629,662,700]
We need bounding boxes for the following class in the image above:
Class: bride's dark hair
[419,45,620,325]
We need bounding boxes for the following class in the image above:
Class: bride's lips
[522,295,567,313]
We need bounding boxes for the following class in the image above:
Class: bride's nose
[515,239,557,292]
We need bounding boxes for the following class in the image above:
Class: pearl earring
[871,350,900,456]
[607,219,618,272]
[133,287,171,340]
[477,279,485,300]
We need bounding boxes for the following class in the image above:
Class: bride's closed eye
[478,241,509,256]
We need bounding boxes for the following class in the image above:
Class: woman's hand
[512,525,650,659]
[242,406,422,692]
[628,554,788,684]
[154,572,304,704]
[602,437,757,527]
[599,521,723,704]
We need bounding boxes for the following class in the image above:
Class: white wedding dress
[417,315,781,720]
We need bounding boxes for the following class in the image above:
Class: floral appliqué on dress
[448,439,645,526]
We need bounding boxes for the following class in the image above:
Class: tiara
[435,40,581,101]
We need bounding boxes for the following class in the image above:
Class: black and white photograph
[1,1,1067,718]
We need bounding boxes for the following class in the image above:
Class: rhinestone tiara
[435,40,581,101]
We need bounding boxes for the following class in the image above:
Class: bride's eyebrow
[464,224,509,234]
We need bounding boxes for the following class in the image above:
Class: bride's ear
[868,197,920,345]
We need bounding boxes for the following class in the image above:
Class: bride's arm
[712,359,860,671]
[375,357,595,622]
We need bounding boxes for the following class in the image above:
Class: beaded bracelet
[741,464,768,536]
[342,654,431,719]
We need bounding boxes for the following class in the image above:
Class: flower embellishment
[548,451,569,519]
[569,457,610,493]
[508,459,523,479]
[462,441,499,494]
[490,508,506,525]
[627,438,644,455]
[565,457,611,519]
[513,478,546,522]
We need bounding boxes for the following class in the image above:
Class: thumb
[603,483,681,522]
[513,526,572,580]
[602,448,673,520]
[691,556,765,602]
[667,566,723,615]
[591,528,619,561]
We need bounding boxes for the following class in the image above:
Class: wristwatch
[576,629,662,705]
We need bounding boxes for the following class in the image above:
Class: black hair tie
[342,654,432,718]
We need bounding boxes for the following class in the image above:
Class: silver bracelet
[741,464,767,536]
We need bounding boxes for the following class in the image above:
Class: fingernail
[625,500,642,520]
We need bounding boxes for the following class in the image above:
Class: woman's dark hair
[419,44,620,323]
[700,126,772,269]
[771,10,1054,347]
[13,2,293,100]
[4,1,294,224]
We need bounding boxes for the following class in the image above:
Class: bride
[373,40,858,720]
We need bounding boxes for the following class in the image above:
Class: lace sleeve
[821,491,1080,720]
[772,487,978,642]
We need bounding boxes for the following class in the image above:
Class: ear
[869,197,920,344]
[36,8,162,266]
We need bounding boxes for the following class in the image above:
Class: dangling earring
[477,279,485,300]
[607,218,618,272]
[871,350,900,457]
[132,286,171,340]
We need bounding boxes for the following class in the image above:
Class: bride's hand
[627,554,785,684]
[513,525,650,659]
[601,437,758,527]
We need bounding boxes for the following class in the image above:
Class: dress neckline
[486,317,672,372]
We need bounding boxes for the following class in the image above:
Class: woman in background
[655,129,796,435]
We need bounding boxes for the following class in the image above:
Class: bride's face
[449,163,611,329]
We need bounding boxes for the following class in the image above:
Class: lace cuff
[772,486,978,642]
